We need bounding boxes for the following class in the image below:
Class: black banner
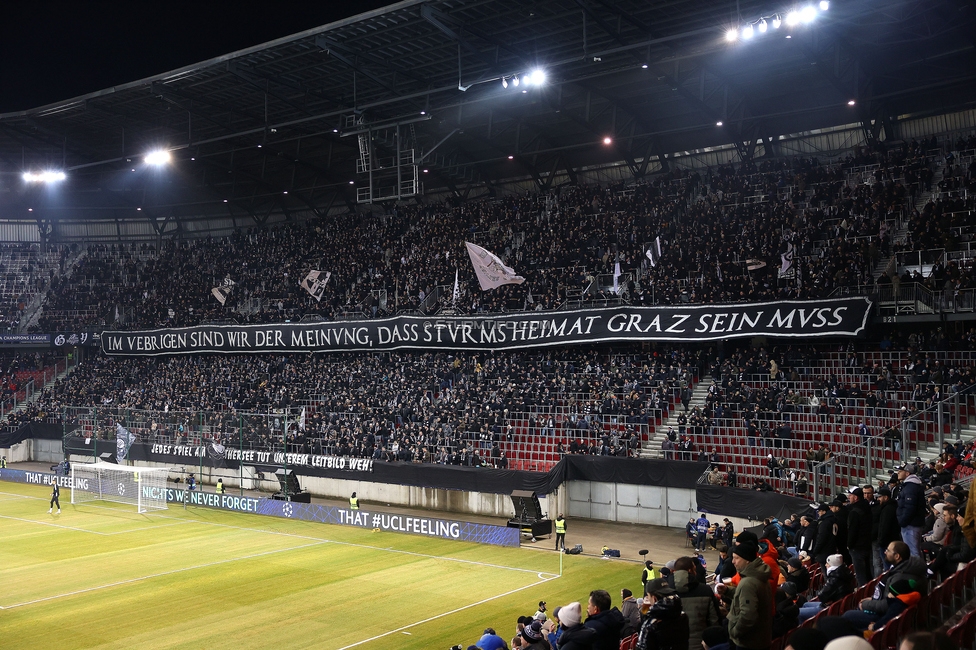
[101,298,872,355]
[696,484,814,522]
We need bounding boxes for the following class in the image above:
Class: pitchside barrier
[0,468,520,547]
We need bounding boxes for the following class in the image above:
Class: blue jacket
[895,475,925,528]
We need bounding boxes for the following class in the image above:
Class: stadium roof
[0,0,973,234]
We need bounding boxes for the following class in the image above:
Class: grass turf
[0,482,641,649]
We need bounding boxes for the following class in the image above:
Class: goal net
[70,461,170,513]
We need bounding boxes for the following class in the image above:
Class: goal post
[71,461,171,513]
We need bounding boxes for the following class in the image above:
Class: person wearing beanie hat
[515,620,548,649]
[864,579,922,633]
[785,627,828,650]
[672,556,722,650]
[476,627,508,650]
[728,539,773,650]
[875,488,900,573]
[798,555,853,622]
[551,602,595,650]
[635,579,689,650]
[785,556,811,594]
[842,541,926,630]
[772,582,800,638]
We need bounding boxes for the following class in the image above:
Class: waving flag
[645,237,662,267]
[301,270,331,302]
[115,423,136,462]
[464,242,525,290]
[779,243,795,278]
[208,440,227,468]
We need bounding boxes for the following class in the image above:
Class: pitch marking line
[0,540,328,610]
[0,512,196,536]
[336,573,560,649]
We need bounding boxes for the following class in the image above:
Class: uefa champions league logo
[118,483,126,495]
[282,503,294,518]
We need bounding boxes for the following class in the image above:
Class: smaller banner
[465,242,525,290]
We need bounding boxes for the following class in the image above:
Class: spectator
[551,602,593,650]
[636,578,690,650]
[583,589,625,650]
[727,539,773,650]
[894,463,926,557]
[841,541,925,630]
[797,554,853,622]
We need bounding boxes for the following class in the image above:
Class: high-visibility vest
[216,482,225,494]
[350,496,359,510]
[555,519,566,534]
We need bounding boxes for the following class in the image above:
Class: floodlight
[786,11,800,26]
[758,19,768,33]
[848,100,856,106]
[819,0,829,10]
[800,5,817,23]
[502,77,509,88]
[772,15,782,28]
[22,171,66,183]
[726,28,738,42]
[527,69,546,85]
[507,155,514,160]
[641,63,648,69]
[603,137,612,145]
[144,150,171,166]
[716,121,724,126]
[512,75,520,87]
[742,24,754,39]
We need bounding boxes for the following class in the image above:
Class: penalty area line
[336,572,561,650]
[0,540,328,611]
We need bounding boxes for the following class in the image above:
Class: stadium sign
[101,297,872,355]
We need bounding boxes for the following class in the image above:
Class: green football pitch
[0,482,639,649]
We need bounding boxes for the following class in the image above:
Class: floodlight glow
[800,5,817,23]
[526,69,546,85]
[726,28,738,42]
[22,171,66,183]
[772,15,782,28]
[848,99,856,106]
[758,19,768,33]
[716,121,723,126]
[742,24,754,39]
[786,11,800,26]
[144,150,171,166]
[512,75,520,87]
[819,0,829,10]
[603,137,612,145]
[502,77,508,88]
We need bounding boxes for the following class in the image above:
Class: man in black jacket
[792,515,817,558]
[637,578,691,650]
[584,589,626,650]
[875,487,901,573]
[863,484,882,577]
[842,540,926,629]
[813,503,837,568]
[846,488,874,585]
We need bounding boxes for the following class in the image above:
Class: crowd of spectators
[27,136,963,333]
[458,468,970,649]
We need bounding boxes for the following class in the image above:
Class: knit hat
[827,554,844,568]
[733,539,759,562]
[878,486,892,497]
[780,582,798,598]
[934,503,946,514]
[816,502,829,512]
[702,626,730,649]
[787,628,829,650]
[823,636,873,650]
[558,602,581,627]
[736,530,759,544]
[521,620,544,641]
[788,557,803,569]
[829,498,846,507]
[888,579,919,596]
[945,495,960,506]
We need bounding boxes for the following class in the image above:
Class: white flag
[452,269,459,305]
[464,242,525,290]
[612,261,622,294]
[299,407,307,431]
[645,237,662,267]
[779,243,795,278]
[301,270,331,302]
[211,286,232,305]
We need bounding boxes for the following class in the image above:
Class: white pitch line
[0,513,113,535]
[336,573,560,650]
[0,540,328,610]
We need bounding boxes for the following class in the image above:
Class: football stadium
[2,0,976,648]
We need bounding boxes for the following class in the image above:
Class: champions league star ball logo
[282,503,294,518]
[118,483,126,496]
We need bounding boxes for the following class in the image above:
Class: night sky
[0,1,402,113]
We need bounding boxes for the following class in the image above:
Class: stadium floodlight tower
[71,460,170,513]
